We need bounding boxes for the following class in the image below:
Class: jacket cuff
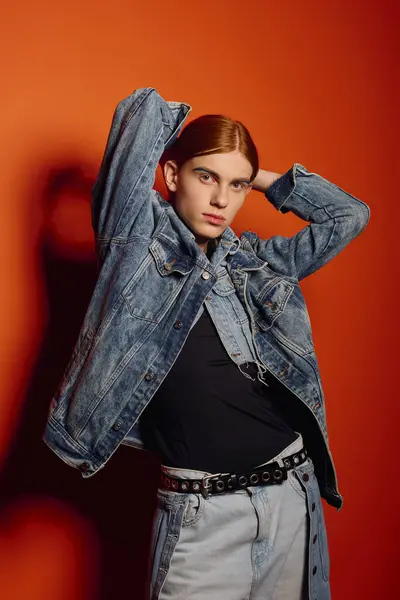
[265,163,304,213]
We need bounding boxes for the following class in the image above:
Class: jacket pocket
[122,248,192,323]
[255,278,294,327]
[255,279,314,355]
[213,273,249,325]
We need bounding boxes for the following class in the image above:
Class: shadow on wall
[0,160,165,600]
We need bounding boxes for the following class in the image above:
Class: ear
[163,160,179,193]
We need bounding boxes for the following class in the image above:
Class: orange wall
[0,1,397,598]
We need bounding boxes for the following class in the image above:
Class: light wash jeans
[147,434,330,600]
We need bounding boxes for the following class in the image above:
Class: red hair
[160,114,259,180]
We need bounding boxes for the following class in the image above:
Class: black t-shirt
[139,308,297,473]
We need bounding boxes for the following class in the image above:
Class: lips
[202,213,226,224]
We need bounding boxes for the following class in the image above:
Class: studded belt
[160,448,308,499]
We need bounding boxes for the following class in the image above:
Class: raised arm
[246,163,370,281]
[91,87,191,242]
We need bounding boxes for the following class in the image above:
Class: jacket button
[113,421,122,431]
[302,473,309,482]
[201,271,210,280]
[145,372,154,381]
[174,321,183,329]
[311,502,316,512]
[79,462,90,473]
[164,263,172,271]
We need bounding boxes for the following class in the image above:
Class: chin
[183,217,227,241]
[202,220,227,233]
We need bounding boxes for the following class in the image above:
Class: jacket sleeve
[246,163,370,281]
[91,87,191,241]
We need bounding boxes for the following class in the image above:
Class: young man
[43,87,370,599]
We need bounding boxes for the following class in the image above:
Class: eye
[199,173,214,183]
[231,181,247,191]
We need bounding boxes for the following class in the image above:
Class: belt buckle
[201,473,222,498]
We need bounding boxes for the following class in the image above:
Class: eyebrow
[193,167,251,185]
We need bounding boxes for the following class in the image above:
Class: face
[163,151,253,251]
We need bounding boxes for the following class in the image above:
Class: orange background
[0,1,398,598]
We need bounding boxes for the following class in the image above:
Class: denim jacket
[43,87,370,509]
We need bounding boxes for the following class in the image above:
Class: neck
[195,236,211,254]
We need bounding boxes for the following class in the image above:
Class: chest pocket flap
[255,278,294,329]
[149,238,195,276]
[213,272,236,296]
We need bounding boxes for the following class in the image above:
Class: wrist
[252,169,282,193]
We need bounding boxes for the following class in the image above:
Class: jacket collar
[157,202,267,273]
[161,201,240,259]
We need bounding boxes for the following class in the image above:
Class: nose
[211,186,229,208]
